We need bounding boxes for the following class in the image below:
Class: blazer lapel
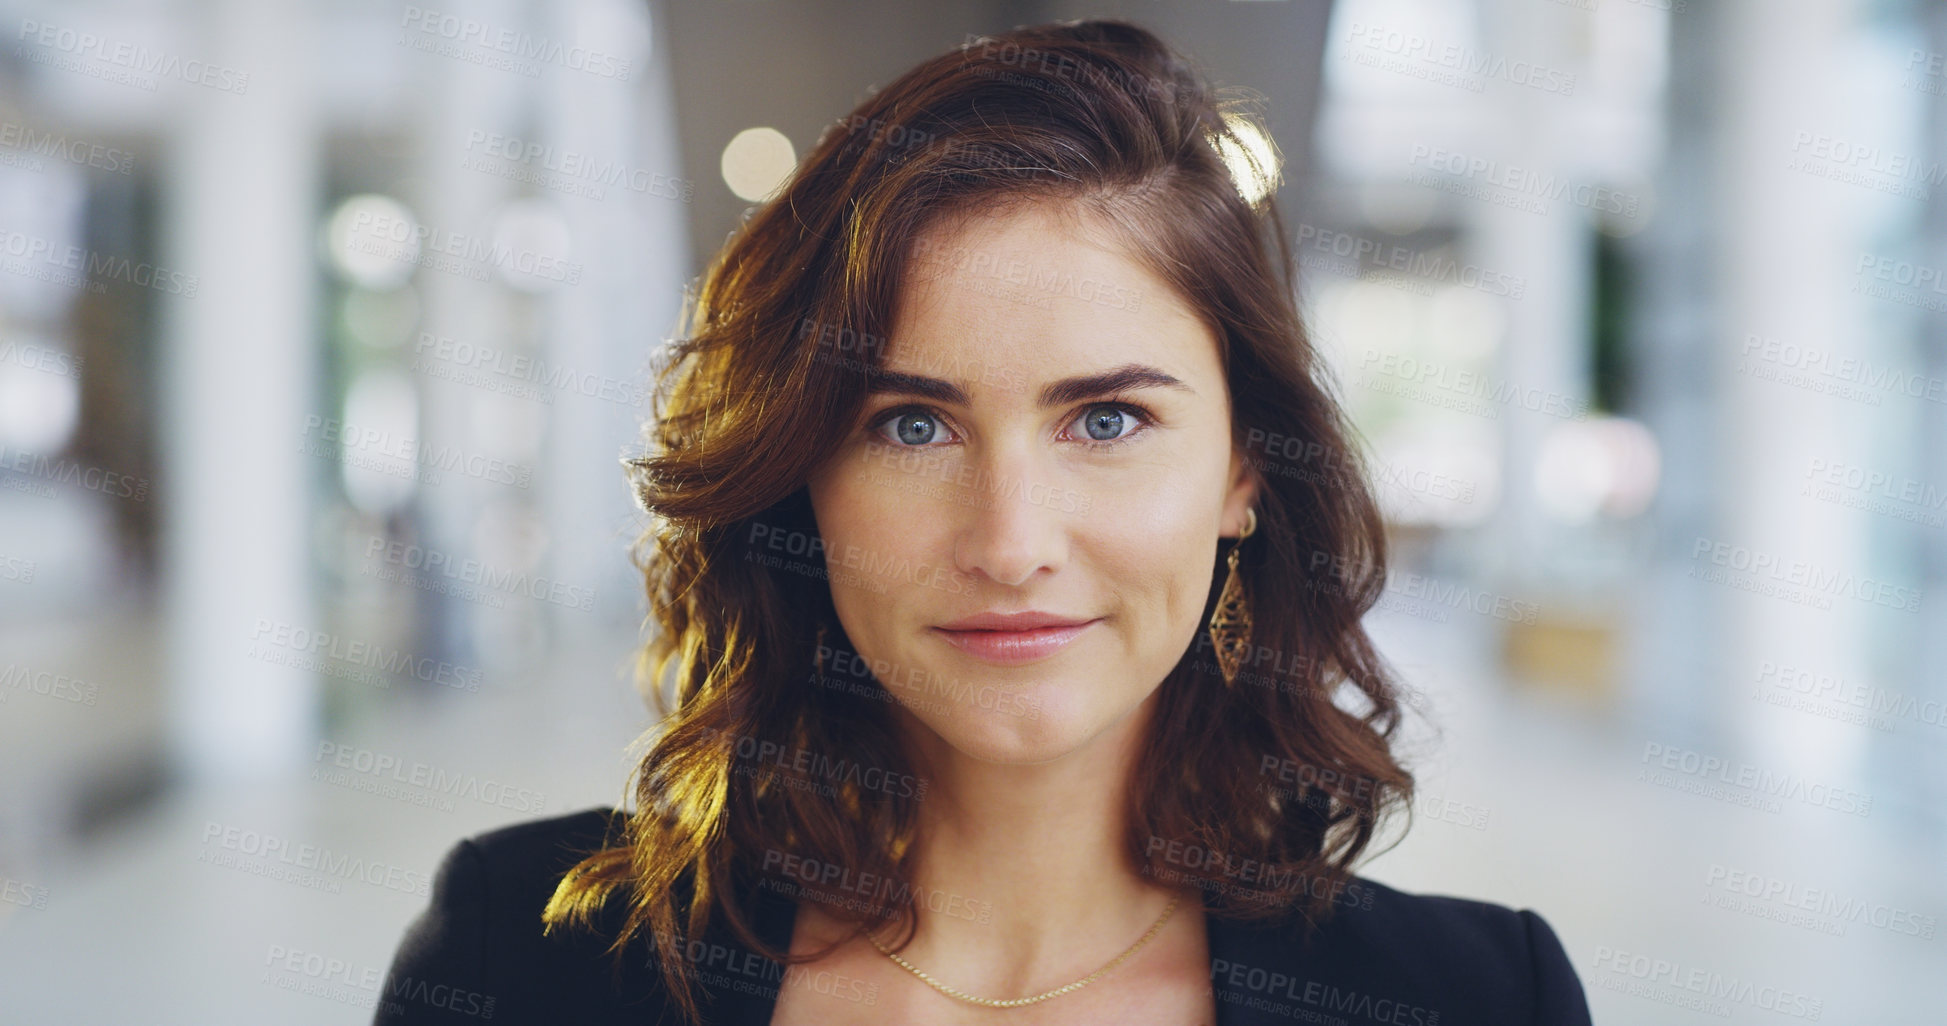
[685,877,798,1026]
[1204,888,1315,1026]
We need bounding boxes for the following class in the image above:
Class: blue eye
[873,408,957,447]
[893,412,937,445]
[866,400,1153,449]
[1064,401,1151,447]
[1078,404,1128,441]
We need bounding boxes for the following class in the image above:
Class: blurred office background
[0,0,1939,1021]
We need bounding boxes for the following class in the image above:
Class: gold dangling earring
[1208,508,1256,689]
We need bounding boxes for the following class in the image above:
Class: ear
[1221,445,1262,539]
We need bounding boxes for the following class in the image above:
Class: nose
[950,445,1069,588]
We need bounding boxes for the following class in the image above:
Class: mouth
[930,616,1100,665]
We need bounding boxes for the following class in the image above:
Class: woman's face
[806,201,1258,766]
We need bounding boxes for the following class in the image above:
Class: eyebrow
[864,362,1195,406]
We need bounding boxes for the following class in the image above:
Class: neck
[886,689,1188,995]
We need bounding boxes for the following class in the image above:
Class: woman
[375,19,1592,1026]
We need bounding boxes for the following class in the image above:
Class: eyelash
[867,398,1156,451]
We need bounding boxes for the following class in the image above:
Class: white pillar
[162,0,320,780]
[540,0,688,645]
[1620,0,1721,735]
[405,0,529,675]
[1473,0,1595,593]
[1713,0,1874,778]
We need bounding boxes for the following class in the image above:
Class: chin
[898,683,1132,766]
[953,720,1078,766]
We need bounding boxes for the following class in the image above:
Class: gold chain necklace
[864,894,1181,1008]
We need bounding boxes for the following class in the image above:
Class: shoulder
[1328,875,1571,970]
[442,805,627,891]
[415,805,633,961]
[373,806,676,1025]
[1206,876,1592,1026]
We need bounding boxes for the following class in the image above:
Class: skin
[777,199,1258,1025]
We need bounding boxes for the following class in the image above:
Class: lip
[937,610,1097,631]
[932,611,1100,665]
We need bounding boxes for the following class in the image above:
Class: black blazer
[372,807,1593,1026]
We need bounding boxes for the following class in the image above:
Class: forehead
[883,202,1220,393]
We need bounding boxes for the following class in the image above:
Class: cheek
[809,460,936,627]
[814,457,925,562]
[1093,444,1228,547]
[1088,474,1222,635]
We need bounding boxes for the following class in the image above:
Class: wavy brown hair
[543,18,1414,1023]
